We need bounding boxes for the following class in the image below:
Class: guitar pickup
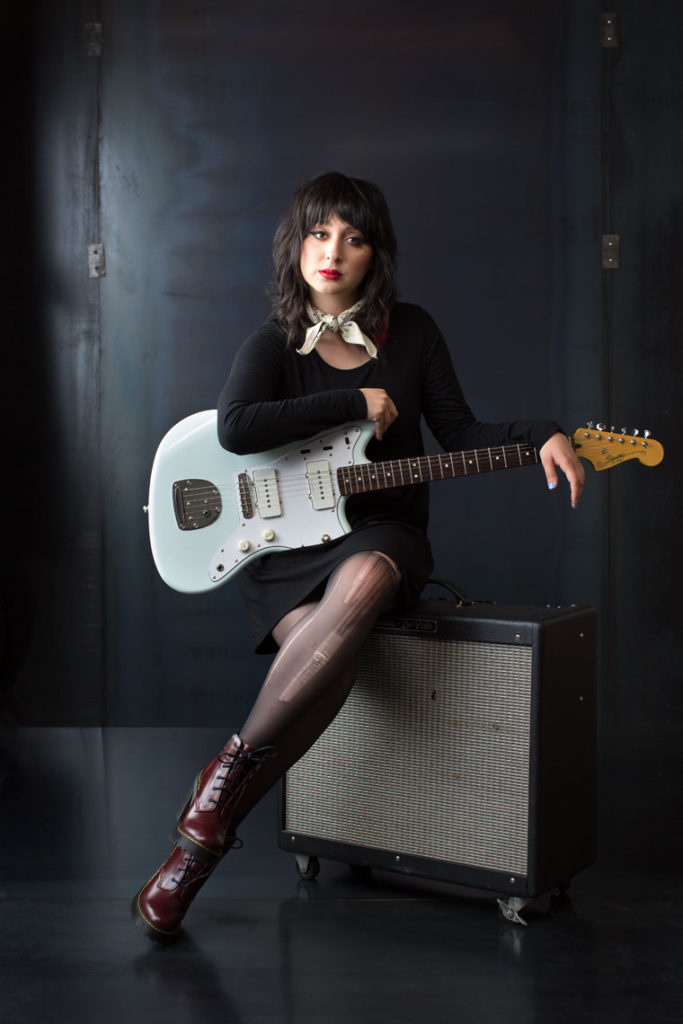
[252,468,282,519]
[305,460,335,510]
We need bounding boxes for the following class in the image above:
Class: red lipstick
[319,269,342,280]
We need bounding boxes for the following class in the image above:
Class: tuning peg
[632,428,639,436]
[643,429,651,438]
[586,421,594,429]
[621,426,627,434]
[596,422,606,431]
[610,425,616,432]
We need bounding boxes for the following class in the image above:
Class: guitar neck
[337,440,543,495]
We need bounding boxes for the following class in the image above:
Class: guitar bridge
[173,479,222,530]
[237,473,254,519]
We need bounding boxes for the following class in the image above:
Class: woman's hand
[359,388,398,440]
[539,431,585,508]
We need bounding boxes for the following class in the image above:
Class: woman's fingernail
[548,481,557,490]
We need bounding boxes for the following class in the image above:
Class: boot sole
[174,827,224,863]
[130,891,181,945]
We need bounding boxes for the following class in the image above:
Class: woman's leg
[227,550,401,823]
[133,551,400,941]
[239,550,400,747]
[177,550,401,853]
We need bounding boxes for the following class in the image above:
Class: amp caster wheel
[497,896,529,926]
[295,854,320,880]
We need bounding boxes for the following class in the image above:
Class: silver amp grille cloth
[285,633,532,875]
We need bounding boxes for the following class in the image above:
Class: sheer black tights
[229,551,401,826]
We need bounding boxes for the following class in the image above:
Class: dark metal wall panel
[2,2,104,725]
[603,4,683,742]
[89,0,605,725]
[3,0,606,726]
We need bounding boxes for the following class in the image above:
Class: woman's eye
[346,236,364,246]
[311,230,327,239]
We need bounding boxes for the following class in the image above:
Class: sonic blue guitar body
[147,411,375,593]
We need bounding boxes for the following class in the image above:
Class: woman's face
[299,213,373,314]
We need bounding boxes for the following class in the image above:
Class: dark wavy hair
[271,171,397,345]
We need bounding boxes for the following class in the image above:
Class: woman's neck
[310,332,372,369]
[308,293,359,317]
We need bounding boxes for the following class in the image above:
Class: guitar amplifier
[279,601,597,911]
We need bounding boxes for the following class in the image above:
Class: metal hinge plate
[88,243,106,278]
[85,23,103,57]
[601,13,620,48]
[602,235,620,269]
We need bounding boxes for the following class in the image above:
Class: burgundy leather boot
[132,839,238,943]
[175,734,276,862]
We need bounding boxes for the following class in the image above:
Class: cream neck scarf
[297,300,378,359]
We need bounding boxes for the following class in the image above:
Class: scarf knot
[297,301,378,359]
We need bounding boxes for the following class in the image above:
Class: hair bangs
[299,174,378,242]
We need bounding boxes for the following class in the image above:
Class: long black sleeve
[416,314,562,454]
[217,321,367,454]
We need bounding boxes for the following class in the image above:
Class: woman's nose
[326,236,341,260]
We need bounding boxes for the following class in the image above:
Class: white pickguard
[147,412,375,593]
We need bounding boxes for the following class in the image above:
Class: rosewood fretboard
[337,442,541,495]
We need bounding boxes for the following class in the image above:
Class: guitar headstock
[572,423,664,471]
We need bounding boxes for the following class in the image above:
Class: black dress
[217,303,561,653]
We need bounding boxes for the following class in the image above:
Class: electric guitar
[145,413,664,594]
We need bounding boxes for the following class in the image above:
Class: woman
[133,171,584,941]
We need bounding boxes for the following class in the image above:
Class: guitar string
[178,444,541,506]
[180,448,539,502]
[181,444,538,490]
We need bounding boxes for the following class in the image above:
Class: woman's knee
[370,551,401,589]
[336,550,401,615]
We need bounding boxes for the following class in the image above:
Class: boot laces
[173,852,212,889]
[212,744,277,806]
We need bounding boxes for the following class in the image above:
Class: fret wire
[337,441,541,494]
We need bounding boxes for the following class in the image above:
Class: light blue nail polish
[548,481,557,490]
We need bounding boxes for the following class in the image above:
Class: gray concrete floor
[1,727,680,1024]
